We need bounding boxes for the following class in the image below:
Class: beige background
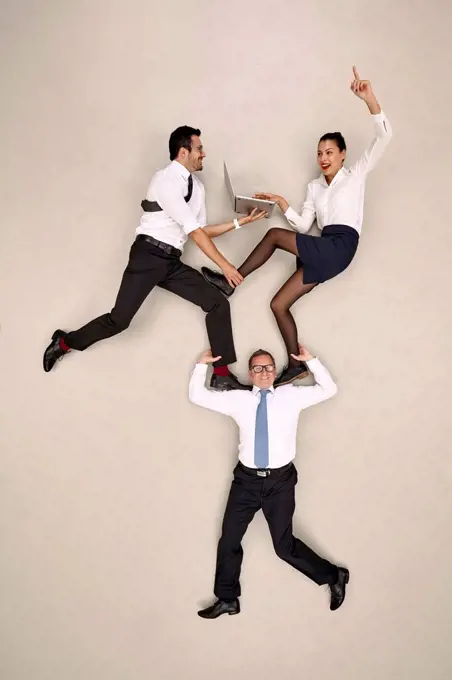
[1,1,452,678]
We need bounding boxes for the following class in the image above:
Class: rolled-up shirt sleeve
[284,182,316,234]
[152,175,203,235]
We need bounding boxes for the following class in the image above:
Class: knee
[265,227,279,241]
[218,534,241,554]
[274,539,291,562]
[108,313,132,334]
[205,290,230,315]
[270,294,283,315]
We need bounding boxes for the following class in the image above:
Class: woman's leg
[270,267,317,366]
[238,228,298,278]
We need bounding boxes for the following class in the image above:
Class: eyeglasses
[250,364,275,374]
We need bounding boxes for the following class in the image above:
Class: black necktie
[186,174,193,203]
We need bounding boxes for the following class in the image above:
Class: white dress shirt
[285,111,392,236]
[136,160,207,250]
[189,359,338,468]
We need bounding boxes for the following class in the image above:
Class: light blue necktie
[254,389,270,468]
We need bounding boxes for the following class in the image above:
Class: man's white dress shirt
[285,112,392,236]
[136,161,207,250]
[189,359,338,468]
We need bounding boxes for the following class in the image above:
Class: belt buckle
[257,469,268,477]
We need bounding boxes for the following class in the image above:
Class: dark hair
[248,349,276,370]
[318,132,346,152]
[169,126,201,161]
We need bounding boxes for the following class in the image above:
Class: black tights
[238,228,318,366]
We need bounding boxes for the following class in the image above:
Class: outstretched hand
[290,344,314,363]
[254,192,282,203]
[350,65,374,102]
[198,349,222,364]
[241,207,268,225]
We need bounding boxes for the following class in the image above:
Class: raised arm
[188,350,237,416]
[287,345,338,409]
[349,66,393,175]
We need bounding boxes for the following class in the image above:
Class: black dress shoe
[43,329,70,373]
[273,363,308,387]
[201,267,235,298]
[329,567,349,611]
[198,599,240,619]
[210,372,251,391]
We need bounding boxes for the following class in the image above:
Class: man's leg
[262,465,338,586]
[66,241,170,350]
[159,260,247,390]
[43,240,169,371]
[213,466,261,601]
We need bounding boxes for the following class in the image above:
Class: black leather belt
[136,234,181,257]
[238,461,293,478]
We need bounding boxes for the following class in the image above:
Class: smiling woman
[317,132,347,181]
[201,66,392,388]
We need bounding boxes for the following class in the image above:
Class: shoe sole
[275,370,309,387]
[198,609,240,619]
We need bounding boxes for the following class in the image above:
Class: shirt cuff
[194,362,209,374]
[183,220,202,236]
[284,206,299,223]
[372,110,386,122]
[305,357,321,370]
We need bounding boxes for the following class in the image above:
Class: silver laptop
[224,162,275,218]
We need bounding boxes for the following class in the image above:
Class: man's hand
[290,344,314,363]
[240,207,268,225]
[221,262,244,288]
[350,65,374,102]
[198,349,222,364]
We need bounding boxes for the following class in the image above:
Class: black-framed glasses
[251,364,275,374]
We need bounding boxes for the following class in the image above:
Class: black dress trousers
[65,238,236,367]
[214,462,338,600]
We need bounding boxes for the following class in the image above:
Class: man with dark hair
[168,126,201,161]
[43,126,266,389]
[189,344,349,618]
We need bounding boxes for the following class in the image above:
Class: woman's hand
[350,66,381,114]
[350,66,374,101]
[254,193,289,213]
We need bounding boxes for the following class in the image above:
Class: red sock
[213,365,229,376]
[59,337,71,352]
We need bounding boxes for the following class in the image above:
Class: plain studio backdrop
[1,1,452,679]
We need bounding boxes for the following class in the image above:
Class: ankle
[59,337,71,352]
[213,365,229,376]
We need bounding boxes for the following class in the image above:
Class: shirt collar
[171,160,191,180]
[319,166,349,187]
[252,386,275,396]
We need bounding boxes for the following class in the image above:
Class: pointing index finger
[352,65,360,80]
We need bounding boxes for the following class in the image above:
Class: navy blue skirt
[296,225,359,284]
